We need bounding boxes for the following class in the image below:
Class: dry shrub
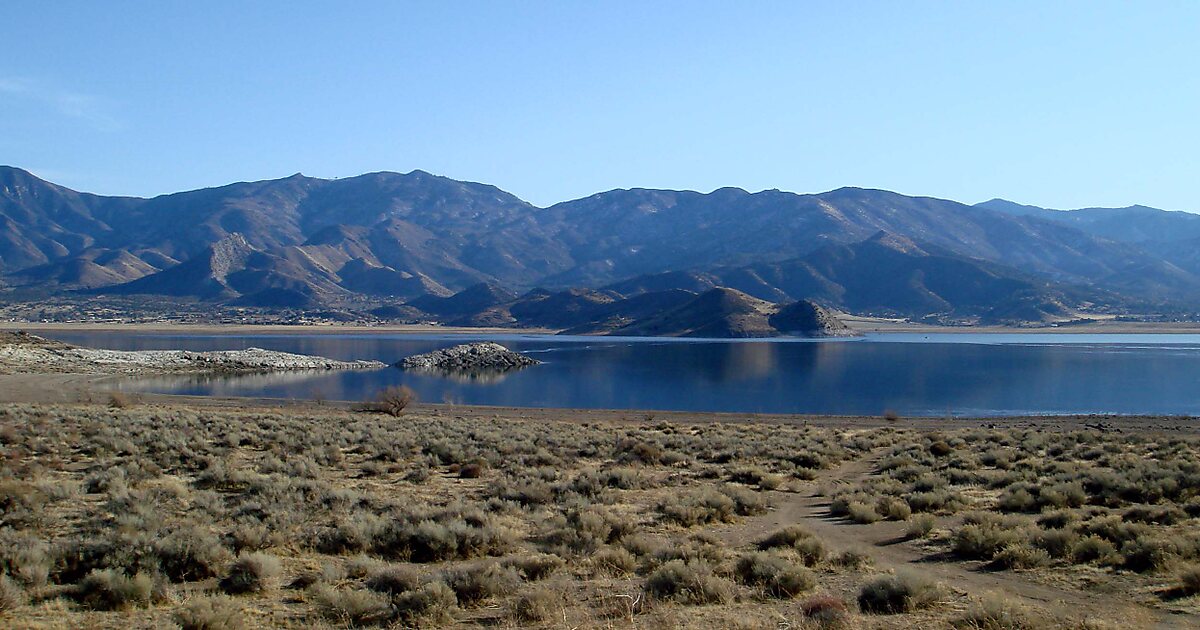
[510,584,563,623]
[590,547,637,576]
[847,501,881,524]
[503,553,564,581]
[857,571,943,614]
[175,595,245,630]
[365,565,420,595]
[952,593,1038,629]
[0,574,23,613]
[359,386,416,417]
[218,552,280,594]
[1178,564,1200,595]
[877,496,912,521]
[107,392,132,409]
[991,544,1050,570]
[802,593,851,628]
[393,581,457,623]
[644,560,733,605]
[907,514,936,539]
[442,563,519,607]
[733,552,816,599]
[74,569,153,611]
[310,585,393,627]
[758,525,816,550]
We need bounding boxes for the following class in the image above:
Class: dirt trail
[717,451,1199,629]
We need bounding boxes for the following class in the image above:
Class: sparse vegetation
[0,402,1195,627]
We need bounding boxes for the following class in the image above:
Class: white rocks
[398,342,539,372]
[0,332,385,374]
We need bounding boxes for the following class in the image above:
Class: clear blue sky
[2,1,1198,211]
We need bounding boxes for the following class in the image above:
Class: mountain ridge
[2,165,1198,325]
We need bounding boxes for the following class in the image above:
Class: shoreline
[4,317,1200,337]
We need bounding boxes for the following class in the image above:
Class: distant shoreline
[3,317,1200,336]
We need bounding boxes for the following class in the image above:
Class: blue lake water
[41,331,1200,417]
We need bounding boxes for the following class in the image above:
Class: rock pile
[397,342,539,372]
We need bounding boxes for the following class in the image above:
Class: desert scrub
[644,560,734,605]
[733,551,816,598]
[952,593,1038,629]
[0,573,23,613]
[510,584,564,623]
[219,552,281,594]
[658,487,739,526]
[500,553,563,581]
[73,569,154,611]
[174,595,244,630]
[906,514,936,539]
[857,571,944,614]
[1179,564,1200,595]
[441,562,520,607]
[310,585,393,627]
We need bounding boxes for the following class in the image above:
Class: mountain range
[2,164,1198,331]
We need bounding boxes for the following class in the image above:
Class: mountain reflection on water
[41,331,1200,416]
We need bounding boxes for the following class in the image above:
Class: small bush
[175,596,245,630]
[847,501,882,524]
[857,572,943,614]
[0,574,23,613]
[953,593,1036,629]
[218,553,280,594]
[503,553,564,581]
[591,547,637,576]
[906,514,936,539]
[1072,535,1119,565]
[1121,537,1177,573]
[442,563,519,607]
[802,593,851,627]
[733,552,815,599]
[511,585,562,623]
[953,524,1024,561]
[877,497,912,521]
[794,537,827,566]
[365,565,420,595]
[393,581,457,623]
[74,569,153,611]
[758,525,815,550]
[991,544,1051,570]
[1178,564,1200,595]
[310,585,392,627]
[830,550,871,571]
[1033,528,1077,559]
[644,560,734,605]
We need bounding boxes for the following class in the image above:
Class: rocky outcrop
[397,342,539,372]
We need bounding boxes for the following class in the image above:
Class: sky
[2,1,1199,211]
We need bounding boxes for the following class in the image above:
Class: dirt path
[716,451,1199,629]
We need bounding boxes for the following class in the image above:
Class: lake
[40,330,1200,417]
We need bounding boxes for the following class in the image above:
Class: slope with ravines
[979,198,1200,276]
[2,165,1198,322]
